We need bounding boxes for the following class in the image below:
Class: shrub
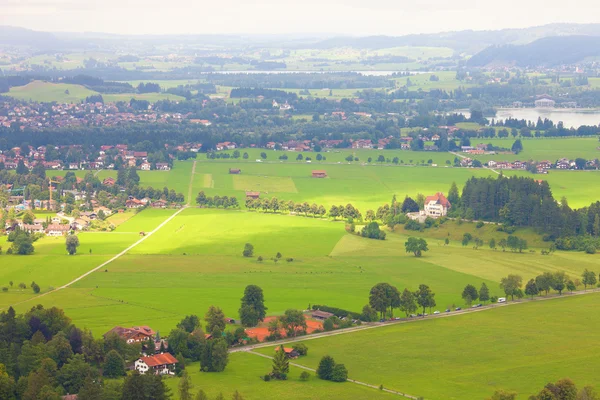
[292,343,308,356]
[1,287,7,292]
[404,219,423,231]
[299,371,310,381]
[261,374,271,382]
[243,243,254,257]
[476,221,484,228]
[585,245,596,254]
[331,364,348,382]
[257,256,263,262]
[286,258,294,262]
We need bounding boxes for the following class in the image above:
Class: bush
[257,256,263,262]
[331,364,348,382]
[261,374,271,382]
[1,287,7,292]
[299,371,310,381]
[286,258,294,262]
[404,219,423,231]
[243,243,254,257]
[293,343,308,356]
[476,221,484,228]
[585,245,596,254]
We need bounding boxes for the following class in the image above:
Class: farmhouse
[103,177,116,186]
[311,310,334,320]
[155,163,171,171]
[246,191,260,199]
[134,353,178,375]
[276,347,299,359]
[151,200,168,208]
[46,224,70,236]
[229,168,241,174]
[423,192,451,218]
[125,198,144,208]
[311,170,327,178]
[104,326,155,343]
[21,224,45,234]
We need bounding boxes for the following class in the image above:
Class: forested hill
[311,24,600,53]
[467,36,600,67]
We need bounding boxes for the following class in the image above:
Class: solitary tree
[239,285,267,327]
[272,345,289,380]
[316,356,335,381]
[479,283,490,304]
[461,284,479,305]
[66,235,79,255]
[178,371,193,400]
[204,306,226,333]
[331,364,348,382]
[242,243,254,257]
[405,237,428,257]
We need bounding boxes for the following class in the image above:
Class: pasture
[9,207,600,336]
[255,292,600,400]
[5,80,185,103]
[164,352,396,400]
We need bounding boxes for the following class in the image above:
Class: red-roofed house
[104,326,155,343]
[424,192,451,218]
[311,170,327,178]
[134,353,178,375]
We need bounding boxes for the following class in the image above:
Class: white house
[423,192,451,218]
[134,353,178,375]
[46,224,70,236]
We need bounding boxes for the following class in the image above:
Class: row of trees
[196,192,240,209]
[498,269,598,301]
[369,283,436,318]
[245,198,327,217]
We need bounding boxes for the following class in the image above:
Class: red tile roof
[425,192,451,208]
[140,353,178,367]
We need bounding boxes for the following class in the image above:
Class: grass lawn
[165,353,396,400]
[255,293,600,400]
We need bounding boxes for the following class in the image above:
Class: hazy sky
[2,0,599,36]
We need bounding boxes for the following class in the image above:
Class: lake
[456,108,600,129]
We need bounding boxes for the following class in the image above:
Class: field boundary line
[187,161,197,205]
[245,350,418,399]
[4,207,188,309]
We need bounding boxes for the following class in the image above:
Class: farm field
[9,207,600,336]
[254,292,600,400]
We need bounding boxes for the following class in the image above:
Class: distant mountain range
[467,35,600,67]
[1,23,600,57]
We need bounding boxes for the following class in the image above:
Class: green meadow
[164,352,396,400]
[8,207,600,337]
[255,293,600,400]
[5,80,185,103]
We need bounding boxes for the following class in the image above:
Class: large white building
[423,192,451,218]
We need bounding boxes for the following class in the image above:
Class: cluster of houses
[0,143,172,171]
[103,326,179,376]
[0,101,214,130]
[481,158,599,172]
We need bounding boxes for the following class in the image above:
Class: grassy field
[8,206,600,336]
[471,137,600,163]
[255,293,600,400]
[6,80,185,103]
[164,352,396,400]
[7,81,98,103]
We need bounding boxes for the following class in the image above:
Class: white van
[497,297,506,303]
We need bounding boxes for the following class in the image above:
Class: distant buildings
[535,95,555,108]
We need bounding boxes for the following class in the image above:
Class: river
[456,108,600,129]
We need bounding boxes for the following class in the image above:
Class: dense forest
[456,175,600,250]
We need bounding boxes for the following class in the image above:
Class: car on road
[394,317,401,320]
[433,311,440,314]
[409,314,417,318]
[379,318,386,323]
[445,309,451,313]
[498,297,506,303]
[455,307,462,311]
